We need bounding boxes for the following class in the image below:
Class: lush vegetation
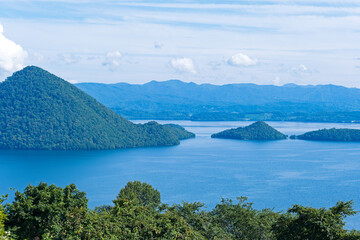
[211,121,287,140]
[0,181,359,239]
[0,195,8,239]
[77,80,360,123]
[0,66,194,150]
[291,128,360,142]
[163,124,195,140]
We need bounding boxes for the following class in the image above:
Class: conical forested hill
[211,121,287,140]
[0,66,194,150]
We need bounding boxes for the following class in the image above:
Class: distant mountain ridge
[76,80,360,122]
[0,67,194,150]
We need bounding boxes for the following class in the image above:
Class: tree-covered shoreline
[291,128,360,142]
[1,181,359,240]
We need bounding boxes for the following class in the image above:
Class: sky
[0,0,360,86]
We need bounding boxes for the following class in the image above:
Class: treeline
[1,181,359,240]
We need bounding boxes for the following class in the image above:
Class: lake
[1,120,360,229]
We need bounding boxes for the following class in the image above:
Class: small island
[211,121,287,140]
[291,128,360,142]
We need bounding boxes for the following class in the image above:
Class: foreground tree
[211,197,278,240]
[113,181,161,209]
[170,201,232,239]
[0,195,8,238]
[3,181,360,239]
[272,201,359,240]
[6,183,87,239]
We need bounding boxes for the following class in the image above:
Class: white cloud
[154,41,164,49]
[102,50,122,69]
[171,57,196,74]
[58,53,81,64]
[0,24,27,73]
[289,64,312,78]
[227,53,257,67]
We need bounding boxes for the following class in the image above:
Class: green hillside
[292,128,360,142]
[0,66,194,150]
[211,121,287,140]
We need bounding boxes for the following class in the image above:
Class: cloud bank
[171,57,196,74]
[0,24,27,74]
[227,53,257,67]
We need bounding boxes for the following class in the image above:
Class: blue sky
[0,0,360,86]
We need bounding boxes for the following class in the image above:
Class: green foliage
[0,66,195,150]
[295,128,360,142]
[164,124,195,140]
[0,195,7,237]
[107,199,203,239]
[272,201,357,240]
[2,182,360,240]
[211,121,287,140]
[113,181,161,209]
[170,202,232,239]
[211,197,278,240]
[5,182,87,239]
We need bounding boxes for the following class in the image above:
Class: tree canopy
[1,181,359,240]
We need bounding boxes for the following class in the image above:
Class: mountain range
[76,80,360,122]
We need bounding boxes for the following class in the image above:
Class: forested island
[0,66,194,150]
[0,181,359,240]
[291,128,360,142]
[211,121,287,140]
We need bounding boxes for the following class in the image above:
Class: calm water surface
[1,121,360,228]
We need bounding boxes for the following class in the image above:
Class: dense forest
[211,121,287,140]
[291,128,360,142]
[0,181,359,240]
[77,80,360,123]
[0,66,194,150]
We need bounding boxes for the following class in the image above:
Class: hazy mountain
[0,67,194,150]
[76,80,360,121]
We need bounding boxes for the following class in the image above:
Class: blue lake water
[1,120,360,229]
